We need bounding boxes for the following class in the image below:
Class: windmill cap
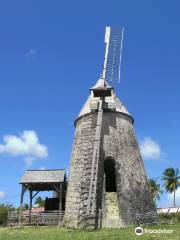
[90,78,113,90]
[75,79,134,125]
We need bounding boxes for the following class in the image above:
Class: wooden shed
[19,169,66,220]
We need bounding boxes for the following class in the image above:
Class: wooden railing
[157,207,180,214]
[10,208,175,227]
[8,211,65,226]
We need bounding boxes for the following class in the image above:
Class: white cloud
[168,188,180,206]
[0,130,48,166]
[140,137,162,160]
[0,191,5,199]
[25,48,37,59]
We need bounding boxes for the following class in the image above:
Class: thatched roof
[20,169,65,184]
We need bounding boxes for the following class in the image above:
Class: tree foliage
[162,167,180,207]
[148,178,163,204]
[34,196,45,207]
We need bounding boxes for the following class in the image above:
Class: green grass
[0,223,179,240]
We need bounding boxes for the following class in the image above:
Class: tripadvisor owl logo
[135,227,144,235]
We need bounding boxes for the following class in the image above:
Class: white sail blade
[105,27,124,83]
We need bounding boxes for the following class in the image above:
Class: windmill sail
[103,26,124,83]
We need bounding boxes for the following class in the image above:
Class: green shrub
[0,204,14,226]
[159,212,180,223]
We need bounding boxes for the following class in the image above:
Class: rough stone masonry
[64,79,156,229]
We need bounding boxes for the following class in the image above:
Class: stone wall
[64,113,98,228]
[102,192,122,228]
[101,112,156,226]
[64,110,156,228]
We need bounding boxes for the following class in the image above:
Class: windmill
[87,26,124,214]
[64,26,156,229]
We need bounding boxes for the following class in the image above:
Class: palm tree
[34,196,45,207]
[148,179,163,205]
[162,168,180,207]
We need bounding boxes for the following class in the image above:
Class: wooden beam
[59,183,62,226]
[59,183,62,212]
[32,191,39,199]
[29,190,32,223]
[53,184,61,194]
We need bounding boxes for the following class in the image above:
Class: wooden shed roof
[20,169,65,184]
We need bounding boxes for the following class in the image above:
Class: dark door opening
[104,158,117,192]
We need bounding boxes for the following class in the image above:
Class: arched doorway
[104,158,117,192]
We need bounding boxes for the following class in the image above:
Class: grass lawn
[0,223,179,240]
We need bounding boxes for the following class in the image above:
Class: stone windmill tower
[64,27,156,229]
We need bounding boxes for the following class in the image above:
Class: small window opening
[93,89,112,98]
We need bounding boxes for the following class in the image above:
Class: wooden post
[19,184,25,224]
[59,183,62,226]
[59,184,62,212]
[29,190,32,224]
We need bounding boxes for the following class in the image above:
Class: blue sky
[0,0,179,207]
